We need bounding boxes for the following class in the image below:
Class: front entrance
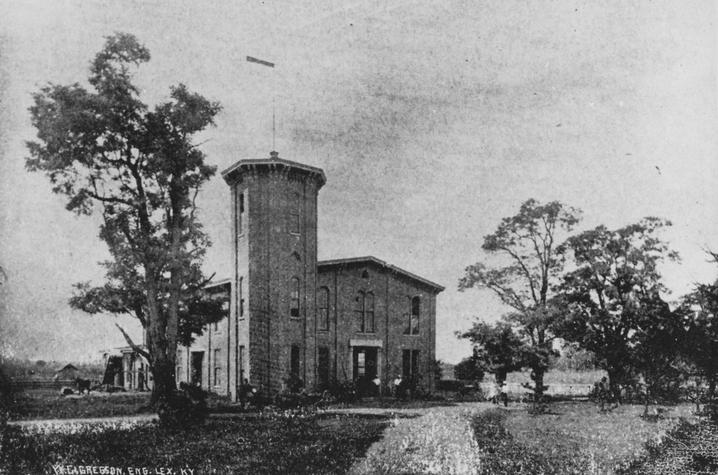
[352,347,378,397]
[191,351,204,386]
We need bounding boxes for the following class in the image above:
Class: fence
[9,379,77,391]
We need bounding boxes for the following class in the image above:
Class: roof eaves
[221,157,326,187]
[317,256,445,292]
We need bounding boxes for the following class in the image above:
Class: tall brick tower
[222,152,326,399]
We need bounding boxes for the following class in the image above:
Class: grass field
[1,412,389,474]
[472,402,697,474]
[7,389,152,421]
[505,369,606,385]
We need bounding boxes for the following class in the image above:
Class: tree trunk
[150,355,176,407]
[606,368,621,401]
[532,366,546,405]
[709,377,716,403]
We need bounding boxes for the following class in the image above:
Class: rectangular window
[237,190,246,235]
[365,292,375,333]
[318,287,329,331]
[412,350,420,378]
[290,345,300,377]
[402,349,420,380]
[239,277,245,319]
[405,296,420,335]
[411,297,420,335]
[213,348,221,386]
[239,345,245,383]
[354,292,365,332]
[290,277,300,317]
[318,347,330,389]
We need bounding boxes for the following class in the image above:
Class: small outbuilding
[54,364,79,380]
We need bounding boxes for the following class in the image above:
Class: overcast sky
[1,0,717,364]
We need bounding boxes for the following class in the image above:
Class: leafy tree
[458,322,524,384]
[631,295,687,415]
[681,251,718,405]
[453,354,485,382]
[555,217,679,393]
[26,33,224,419]
[459,199,581,401]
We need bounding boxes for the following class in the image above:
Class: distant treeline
[0,357,104,380]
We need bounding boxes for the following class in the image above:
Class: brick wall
[317,262,439,394]
[231,163,322,395]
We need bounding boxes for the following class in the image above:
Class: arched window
[354,291,365,332]
[354,291,375,333]
[290,277,300,317]
[365,292,375,333]
[318,287,330,331]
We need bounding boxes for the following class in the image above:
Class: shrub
[328,379,357,403]
[616,418,718,474]
[158,383,207,429]
[437,380,464,392]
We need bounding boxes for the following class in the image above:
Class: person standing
[500,381,509,407]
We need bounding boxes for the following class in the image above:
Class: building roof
[205,278,231,291]
[221,151,326,188]
[57,364,79,373]
[317,256,445,292]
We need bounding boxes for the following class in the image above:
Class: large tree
[457,321,524,384]
[26,33,224,416]
[459,199,581,402]
[681,251,718,405]
[632,293,687,414]
[555,217,679,392]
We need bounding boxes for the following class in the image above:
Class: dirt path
[347,402,493,474]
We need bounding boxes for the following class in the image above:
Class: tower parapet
[222,151,326,188]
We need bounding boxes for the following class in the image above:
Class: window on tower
[318,287,330,331]
[290,277,300,317]
[290,345,300,378]
[239,277,245,319]
[289,211,300,234]
[237,190,246,236]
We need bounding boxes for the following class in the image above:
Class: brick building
[176,152,444,400]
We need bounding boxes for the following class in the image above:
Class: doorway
[318,347,330,390]
[191,351,204,386]
[352,347,378,396]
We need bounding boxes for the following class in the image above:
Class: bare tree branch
[115,322,150,360]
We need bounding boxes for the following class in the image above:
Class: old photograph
[1,1,717,473]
